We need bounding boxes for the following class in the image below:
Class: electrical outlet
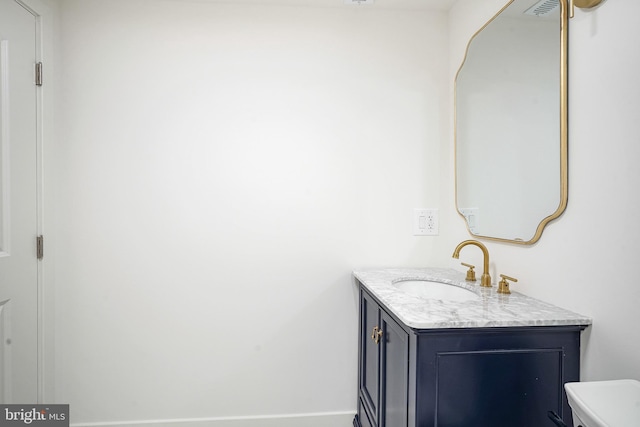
[413,209,439,236]
[459,208,479,234]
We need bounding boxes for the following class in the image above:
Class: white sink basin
[393,280,480,302]
[565,380,640,427]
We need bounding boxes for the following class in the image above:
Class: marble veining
[354,268,592,329]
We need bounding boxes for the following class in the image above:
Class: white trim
[71,412,355,427]
[0,39,11,258]
[11,0,52,404]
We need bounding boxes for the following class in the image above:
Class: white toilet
[565,380,640,427]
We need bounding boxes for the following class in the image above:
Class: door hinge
[37,235,44,260]
[35,62,43,86]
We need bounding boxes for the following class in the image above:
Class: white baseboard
[71,411,355,427]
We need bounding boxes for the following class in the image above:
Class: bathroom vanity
[353,268,591,427]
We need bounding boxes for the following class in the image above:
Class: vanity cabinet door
[413,327,582,427]
[357,289,409,427]
[359,290,381,425]
[379,310,409,427]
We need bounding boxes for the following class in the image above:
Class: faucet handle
[497,274,518,294]
[461,263,477,282]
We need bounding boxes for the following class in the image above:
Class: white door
[0,0,39,403]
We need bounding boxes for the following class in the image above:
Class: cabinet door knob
[371,326,383,344]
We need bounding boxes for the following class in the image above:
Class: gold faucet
[452,240,492,287]
[497,274,518,294]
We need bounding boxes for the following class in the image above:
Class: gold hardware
[461,262,476,282]
[452,240,491,287]
[571,0,605,18]
[371,326,383,344]
[497,274,518,295]
[575,0,604,7]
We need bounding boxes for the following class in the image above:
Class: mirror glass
[455,0,567,244]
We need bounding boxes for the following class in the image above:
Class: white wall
[447,0,640,383]
[49,0,640,424]
[53,0,448,424]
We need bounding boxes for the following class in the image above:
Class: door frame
[11,0,54,403]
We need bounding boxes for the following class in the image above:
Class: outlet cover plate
[414,208,439,236]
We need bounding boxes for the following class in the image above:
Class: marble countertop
[354,268,592,330]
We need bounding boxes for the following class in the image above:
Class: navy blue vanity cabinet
[354,286,587,427]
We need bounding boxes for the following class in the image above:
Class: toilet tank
[565,380,640,427]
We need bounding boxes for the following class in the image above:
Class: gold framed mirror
[455,0,568,244]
